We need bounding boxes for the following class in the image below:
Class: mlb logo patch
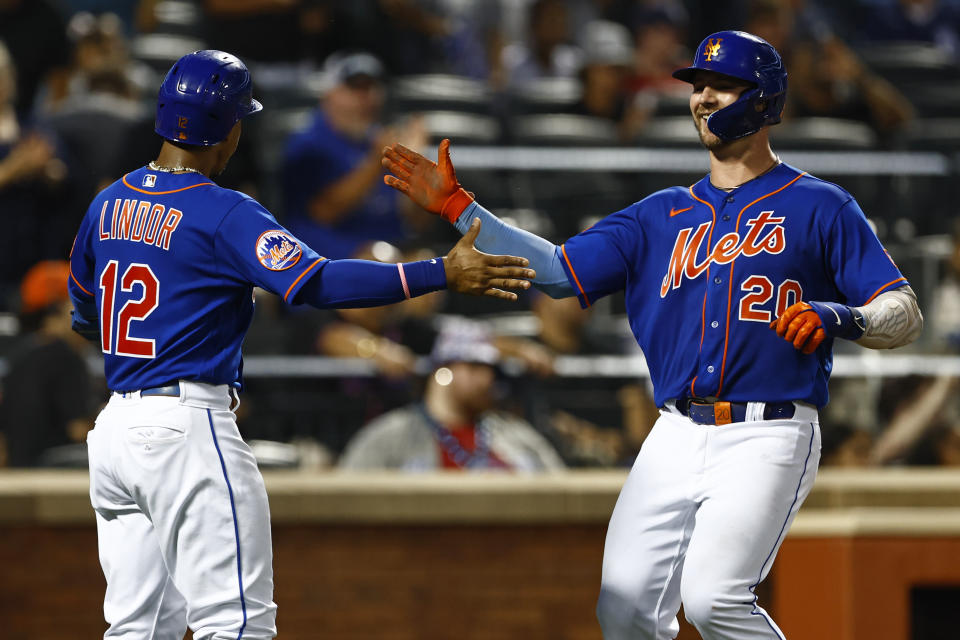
[143,174,157,188]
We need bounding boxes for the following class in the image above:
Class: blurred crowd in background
[2,0,960,472]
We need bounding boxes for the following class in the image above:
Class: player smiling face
[688,70,754,150]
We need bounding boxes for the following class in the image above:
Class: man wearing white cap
[339,320,565,471]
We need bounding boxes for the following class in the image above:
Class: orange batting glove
[770,302,827,355]
[381,138,474,224]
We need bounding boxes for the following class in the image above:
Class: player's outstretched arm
[443,217,535,300]
[294,217,535,309]
[770,285,923,353]
[383,139,575,298]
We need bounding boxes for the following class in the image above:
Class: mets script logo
[704,38,723,61]
[660,210,785,298]
[256,230,302,271]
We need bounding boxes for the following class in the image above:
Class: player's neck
[707,135,779,191]
[154,141,218,177]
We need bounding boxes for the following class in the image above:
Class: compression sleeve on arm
[293,258,446,308]
[854,285,924,349]
[453,201,575,298]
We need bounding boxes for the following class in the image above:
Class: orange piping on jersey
[121,174,214,195]
[283,258,326,303]
[70,268,93,296]
[561,244,592,308]
[864,277,908,304]
[717,171,806,396]
[687,186,718,397]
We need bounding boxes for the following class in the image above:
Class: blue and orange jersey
[68,166,326,391]
[558,163,907,408]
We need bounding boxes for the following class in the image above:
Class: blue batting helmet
[155,50,263,146]
[672,31,787,141]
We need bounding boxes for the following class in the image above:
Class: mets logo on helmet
[256,230,302,271]
[705,38,723,61]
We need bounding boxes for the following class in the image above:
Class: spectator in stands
[628,6,690,95]
[0,41,71,310]
[572,20,649,141]
[281,51,430,259]
[45,13,152,213]
[819,421,876,467]
[317,242,434,377]
[517,293,658,466]
[564,0,648,40]
[747,0,914,142]
[370,0,504,80]
[863,0,960,60]
[869,223,960,465]
[200,0,316,64]
[0,261,99,467]
[501,0,582,88]
[339,320,566,471]
[0,0,71,116]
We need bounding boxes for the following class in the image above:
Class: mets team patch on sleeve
[256,230,303,271]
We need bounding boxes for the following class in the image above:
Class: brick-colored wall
[0,523,708,639]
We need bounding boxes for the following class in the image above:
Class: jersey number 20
[739,276,802,323]
[99,260,159,358]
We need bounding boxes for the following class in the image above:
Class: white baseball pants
[597,405,820,640]
[87,381,277,639]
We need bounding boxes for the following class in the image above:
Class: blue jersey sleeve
[558,205,643,307]
[825,199,907,305]
[68,205,99,339]
[214,198,328,303]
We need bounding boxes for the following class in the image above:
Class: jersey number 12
[99,260,159,358]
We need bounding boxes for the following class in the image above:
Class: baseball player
[382,31,923,639]
[67,50,534,639]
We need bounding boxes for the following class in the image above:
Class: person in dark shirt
[0,0,71,116]
[0,261,99,467]
[281,51,429,259]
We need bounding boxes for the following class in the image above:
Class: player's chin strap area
[663,397,813,426]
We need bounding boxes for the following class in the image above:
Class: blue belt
[672,398,796,425]
[138,384,181,397]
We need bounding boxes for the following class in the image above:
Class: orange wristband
[439,188,474,224]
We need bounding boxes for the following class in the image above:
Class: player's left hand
[444,217,536,300]
[770,302,826,354]
[770,300,866,354]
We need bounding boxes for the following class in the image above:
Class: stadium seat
[146,0,204,37]
[857,41,960,86]
[511,114,619,146]
[131,33,207,74]
[248,440,301,469]
[508,76,583,114]
[899,83,960,118]
[652,91,692,117]
[419,111,501,145]
[390,74,493,114]
[903,118,960,152]
[632,116,702,148]
[770,118,878,150]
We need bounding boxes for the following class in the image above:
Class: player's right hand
[382,138,474,223]
[444,218,536,301]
